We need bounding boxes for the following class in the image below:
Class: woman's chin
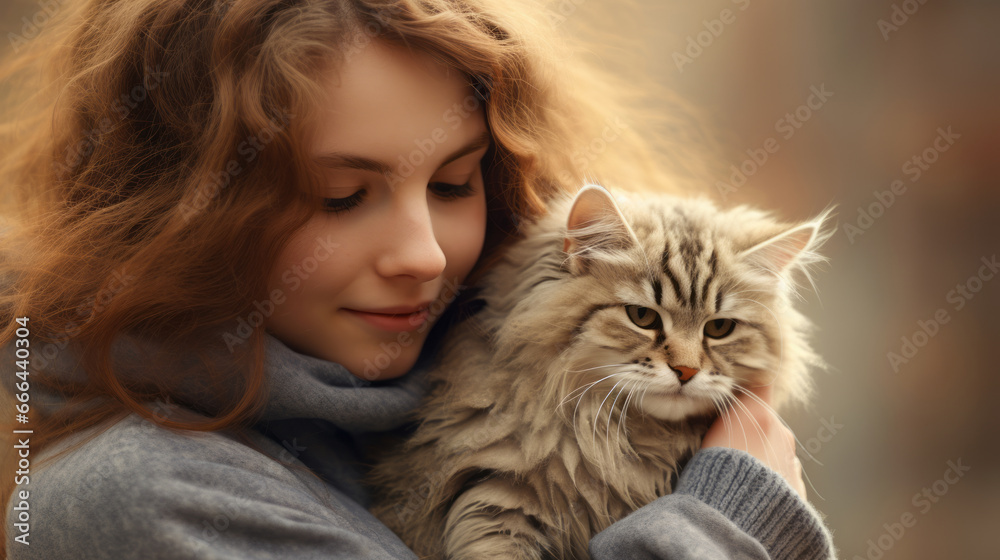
[342,349,421,382]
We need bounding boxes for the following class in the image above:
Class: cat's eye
[704,318,737,339]
[625,305,661,330]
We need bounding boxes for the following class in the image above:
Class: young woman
[0,0,835,558]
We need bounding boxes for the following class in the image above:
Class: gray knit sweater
[3,333,836,559]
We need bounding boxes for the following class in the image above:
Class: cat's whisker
[570,371,631,444]
[593,378,628,447]
[727,393,782,473]
[716,395,736,450]
[733,387,827,502]
[555,358,627,408]
[618,379,644,462]
[795,457,826,501]
[722,392,750,453]
[638,382,653,414]
[566,363,633,374]
[617,379,643,450]
[604,380,632,465]
[710,394,732,445]
[719,393,737,450]
[613,381,631,453]
[562,370,629,409]
[708,394,721,417]
[570,372,628,441]
[733,386,824,468]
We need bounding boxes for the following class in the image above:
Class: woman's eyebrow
[312,131,492,174]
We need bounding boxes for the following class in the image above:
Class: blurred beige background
[4,0,997,558]
[563,1,999,558]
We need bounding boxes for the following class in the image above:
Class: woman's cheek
[445,197,487,275]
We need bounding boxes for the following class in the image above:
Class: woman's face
[265,40,489,380]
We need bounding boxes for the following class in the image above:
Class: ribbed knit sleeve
[589,447,837,560]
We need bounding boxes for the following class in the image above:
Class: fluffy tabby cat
[367,184,832,560]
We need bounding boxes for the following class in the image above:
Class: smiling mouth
[343,308,430,332]
[362,310,424,317]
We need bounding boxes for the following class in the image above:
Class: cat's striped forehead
[531,189,784,321]
[617,195,733,315]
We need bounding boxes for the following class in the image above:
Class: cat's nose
[669,365,699,384]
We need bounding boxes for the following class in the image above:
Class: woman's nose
[374,195,447,282]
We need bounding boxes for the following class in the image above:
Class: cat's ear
[563,184,638,274]
[740,223,817,273]
[738,207,835,282]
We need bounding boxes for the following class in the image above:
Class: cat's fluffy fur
[368,185,832,560]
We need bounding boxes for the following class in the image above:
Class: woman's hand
[701,384,807,500]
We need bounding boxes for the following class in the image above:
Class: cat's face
[563,223,787,422]
[499,185,827,425]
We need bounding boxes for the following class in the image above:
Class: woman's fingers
[701,385,807,500]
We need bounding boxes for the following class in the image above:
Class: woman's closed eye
[322,189,366,214]
[428,181,474,200]
[322,181,476,215]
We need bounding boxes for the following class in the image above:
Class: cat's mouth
[638,388,717,421]
[651,386,700,398]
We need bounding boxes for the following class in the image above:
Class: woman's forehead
[306,40,485,167]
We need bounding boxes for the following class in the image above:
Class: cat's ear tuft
[563,184,638,274]
[740,222,817,273]
[738,206,835,291]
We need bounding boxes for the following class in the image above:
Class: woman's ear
[563,184,639,275]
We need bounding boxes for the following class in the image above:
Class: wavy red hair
[0,0,715,551]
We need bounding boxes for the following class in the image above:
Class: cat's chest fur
[371,312,710,559]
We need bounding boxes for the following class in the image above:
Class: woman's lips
[344,308,429,332]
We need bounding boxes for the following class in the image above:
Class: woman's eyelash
[322,189,366,214]
[429,181,474,199]
[321,182,475,214]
